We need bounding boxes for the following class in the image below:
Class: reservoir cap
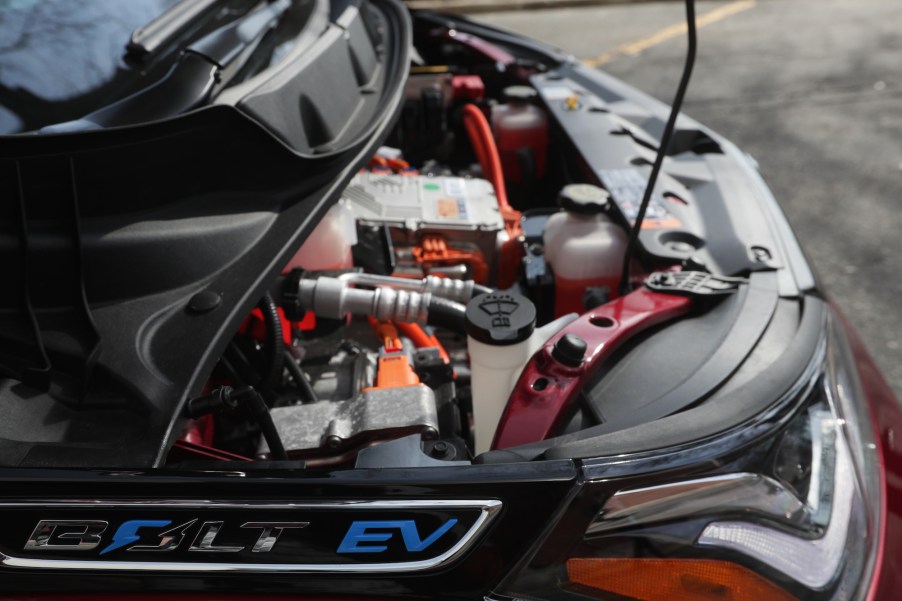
[558,183,610,214]
[502,85,538,103]
[465,292,536,346]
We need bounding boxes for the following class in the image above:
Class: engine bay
[3,4,878,600]
[0,4,801,471]
[165,18,751,470]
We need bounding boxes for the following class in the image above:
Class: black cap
[552,334,587,367]
[465,292,536,346]
[502,85,538,103]
[188,290,222,314]
[558,183,610,214]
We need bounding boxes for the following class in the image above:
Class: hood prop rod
[619,0,698,296]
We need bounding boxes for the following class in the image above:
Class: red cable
[461,103,512,212]
[395,322,450,364]
[461,102,524,288]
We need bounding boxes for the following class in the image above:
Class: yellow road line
[583,0,756,68]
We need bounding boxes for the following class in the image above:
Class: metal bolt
[667,241,695,253]
[430,440,454,460]
[751,245,772,262]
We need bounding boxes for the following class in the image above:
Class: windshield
[0,0,185,134]
[0,0,312,134]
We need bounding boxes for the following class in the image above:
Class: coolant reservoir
[543,184,628,317]
[283,199,357,272]
[465,292,577,454]
[491,86,548,184]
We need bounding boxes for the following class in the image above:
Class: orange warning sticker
[640,216,683,229]
[437,197,461,219]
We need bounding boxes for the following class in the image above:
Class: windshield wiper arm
[188,0,290,68]
[41,0,290,134]
[128,0,224,61]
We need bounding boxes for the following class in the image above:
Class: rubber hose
[225,341,258,385]
[427,296,468,335]
[244,389,289,460]
[283,348,319,404]
[257,292,284,392]
[461,104,512,212]
[395,322,450,363]
[218,354,246,387]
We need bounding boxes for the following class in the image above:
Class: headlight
[492,310,882,601]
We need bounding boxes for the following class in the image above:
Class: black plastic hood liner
[0,0,411,468]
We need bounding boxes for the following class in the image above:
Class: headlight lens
[697,407,860,590]
[493,313,882,601]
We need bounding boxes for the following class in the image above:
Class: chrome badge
[1,499,501,573]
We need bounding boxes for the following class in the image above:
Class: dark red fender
[492,288,692,450]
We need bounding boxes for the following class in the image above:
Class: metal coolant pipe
[337,273,479,304]
[298,277,433,324]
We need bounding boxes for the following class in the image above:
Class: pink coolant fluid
[491,86,548,184]
[543,184,628,317]
[282,199,357,272]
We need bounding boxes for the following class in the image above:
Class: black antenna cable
[619,0,698,296]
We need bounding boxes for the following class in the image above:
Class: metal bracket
[645,271,746,297]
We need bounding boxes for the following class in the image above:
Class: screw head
[751,245,773,262]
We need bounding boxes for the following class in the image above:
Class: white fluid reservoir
[283,199,357,273]
[543,184,628,317]
[465,292,577,454]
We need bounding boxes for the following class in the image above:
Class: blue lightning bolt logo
[99,520,171,555]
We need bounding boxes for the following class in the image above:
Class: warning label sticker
[597,168,681,229]
[437,197,463,219]
[426,177,469,221]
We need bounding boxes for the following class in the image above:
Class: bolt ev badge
[1,500,502,573]
[24,521,107,551]
[338,519,458,553]
[25,520,309,555]
[116,520,198,553]
[101,520,173,554]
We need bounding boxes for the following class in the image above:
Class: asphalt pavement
[478,0,902,398]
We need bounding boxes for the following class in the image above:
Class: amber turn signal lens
[566,557,798,601]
